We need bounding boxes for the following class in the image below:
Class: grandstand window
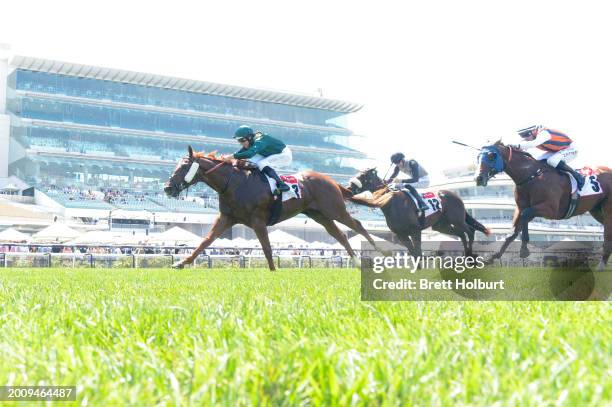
[14,70,348,127]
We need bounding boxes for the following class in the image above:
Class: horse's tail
[337,184,382,208]
[466,213,491,236]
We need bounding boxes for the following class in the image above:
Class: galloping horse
[475,140,612,270]
[164,146,385,270]
[347,168,490,257]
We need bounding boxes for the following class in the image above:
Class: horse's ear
[188,145,194,158]
[493,139,503,146]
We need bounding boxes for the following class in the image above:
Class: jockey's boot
[404,184,429,221]
[557,161,585,190]
[262,166,290,194]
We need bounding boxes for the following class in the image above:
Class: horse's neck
[506,154,546,184]
[201,165,240,193]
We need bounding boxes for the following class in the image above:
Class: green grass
[0,268,609,406]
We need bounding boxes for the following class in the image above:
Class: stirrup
[575,175,585,190]
[275,182,290,194]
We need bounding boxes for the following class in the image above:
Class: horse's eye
[487,152,497,161]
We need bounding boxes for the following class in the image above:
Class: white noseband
[184,161,200,183]
[349,177,362,189]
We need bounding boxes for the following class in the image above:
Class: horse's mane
[193,150,221,160]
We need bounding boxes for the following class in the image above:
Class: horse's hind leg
[303,210,358,261]
[252,221,276,271]
[331,210,388,254]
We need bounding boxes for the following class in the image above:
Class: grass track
[0,268,609,406]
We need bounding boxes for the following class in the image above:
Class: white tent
[307,241,333,249]
[229,237,253,247]
[268,229,307,247]
[150,226,201,245]
[68,231,149,246]
[0,227,31,243]
[210,238,232,248]
[32,223,81,243]
[347,233,386,249]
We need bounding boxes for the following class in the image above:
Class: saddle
[233,159,302,225]
[557,166,603,218]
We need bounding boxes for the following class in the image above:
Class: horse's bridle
[485,145,543,186]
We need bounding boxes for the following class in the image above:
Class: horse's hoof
[519,248,530,259]
[484,253,500,265]
[172,261,185,269]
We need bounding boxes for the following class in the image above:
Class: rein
[505,147,544,186]
[516,168,544,186]
[205,161,226,175]
[201,159,235,194]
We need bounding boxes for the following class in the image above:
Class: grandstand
[0,49,378,239]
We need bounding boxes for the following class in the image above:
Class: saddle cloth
[264,174,303,202]
[403,189,443,218]
[566,167,604,196]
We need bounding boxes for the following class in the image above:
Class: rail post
[276,255,281,269]
[299,255,312,268]
[131,254,136,268]
[47,253,52,268]
[88,253,94,268]
[199,254,211,269]
[239,255,246,268]
[0,253,5,268]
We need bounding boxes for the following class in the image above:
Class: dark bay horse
[475,141,612,270]
[347,168,490,257]
[164,146,385,270]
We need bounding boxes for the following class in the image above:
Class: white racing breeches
[537,143,578,167]
[250,147,293,170]
[393,175,430,190]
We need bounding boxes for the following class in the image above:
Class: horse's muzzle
[164,182,179,197]
[475,175,488,187]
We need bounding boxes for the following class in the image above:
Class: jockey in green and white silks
[225,125,293,193]
[386,152,430,213]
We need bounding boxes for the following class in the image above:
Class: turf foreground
[0,268,609,405]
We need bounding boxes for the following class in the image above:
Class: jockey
[386,152,430,214]
[225,125,292,194]
[512,125,585,190]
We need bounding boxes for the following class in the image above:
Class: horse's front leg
[173,214,234,268]
[491,208,522,260]
[519,207,537,258]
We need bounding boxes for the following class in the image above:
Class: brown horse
[475,141,612,270]
[347,168,490,257]
[164,146,384,270]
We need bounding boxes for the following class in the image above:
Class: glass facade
[7,69,368,192]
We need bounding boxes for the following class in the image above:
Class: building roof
[11,55,363,113]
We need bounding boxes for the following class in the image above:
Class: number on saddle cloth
[400,189,442,217]
[576,167,603,196]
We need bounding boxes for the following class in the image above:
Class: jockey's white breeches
[250,147,293,170]
[536,143,578,167]
[406,175,430,189]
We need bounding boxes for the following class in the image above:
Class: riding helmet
[390,152,405,164]
[517,125,542,139]
[234,125,255,141]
